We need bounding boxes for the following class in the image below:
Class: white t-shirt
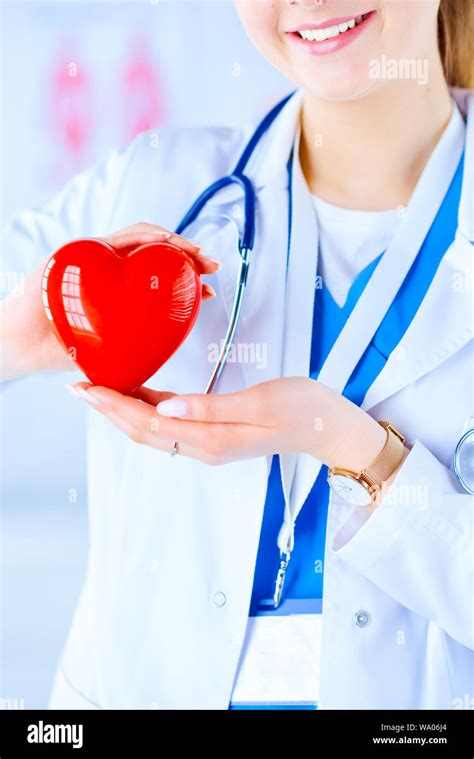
[313,194,402,307]
[229,198,401,708]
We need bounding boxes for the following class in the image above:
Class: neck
[299,71,453,211]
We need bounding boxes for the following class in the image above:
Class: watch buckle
[379,421,405,444]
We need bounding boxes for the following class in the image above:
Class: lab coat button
[354,610,371,627]
[211,592,227,608]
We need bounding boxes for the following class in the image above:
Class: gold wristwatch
[327,422,406,506]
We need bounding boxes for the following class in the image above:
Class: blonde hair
[438,0,474,89]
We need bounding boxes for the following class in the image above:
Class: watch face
[328,474,373,506]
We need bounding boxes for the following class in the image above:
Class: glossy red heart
[42,238,202,393]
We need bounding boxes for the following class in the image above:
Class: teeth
[325,25,340,39]
[298,14,365,42]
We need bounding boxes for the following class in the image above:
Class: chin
[304,78,380,103]
[280,21,386,103]
[295,60,382,103]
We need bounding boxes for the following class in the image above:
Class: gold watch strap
[363,422,406,485]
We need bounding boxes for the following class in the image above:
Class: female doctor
[1,0,473,710]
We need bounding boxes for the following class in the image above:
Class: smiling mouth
[288,11,375,43]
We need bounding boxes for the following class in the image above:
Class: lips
[286,10,376,56]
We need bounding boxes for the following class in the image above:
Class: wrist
[321,413,387,473]
[335,417,387,473]
[302,381,388,468]
[327,420,409,508]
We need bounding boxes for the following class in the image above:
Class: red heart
[42,238,202,393]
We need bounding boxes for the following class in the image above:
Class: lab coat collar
[454,90,474,242]
[362,93,473,411]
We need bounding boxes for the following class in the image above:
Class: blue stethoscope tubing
[175,91,295,394]
[174,91,473,497]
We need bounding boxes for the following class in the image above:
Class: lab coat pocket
[229,614,322,708]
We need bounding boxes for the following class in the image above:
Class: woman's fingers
[129,386,176,405]
[201,283,216,300]
[67,383,172,447]
[67,383,182,440]
[187,255,221,276]
[66,382,260,462]
[68,382,233,449]
[99,231,170,249]
[156,384,270,426]
[103,222,221,275]
[105,222,197,254]
[72,382,173,411]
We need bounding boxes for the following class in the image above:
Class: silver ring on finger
[170,441,179,457]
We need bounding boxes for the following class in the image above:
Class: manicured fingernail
[65,384,81,399]
[204,285,216,297]
[207,258,222,269]
[74,386,102,406]
[156,398,188,417]
[189,239,203,252]
[153,231,171,238]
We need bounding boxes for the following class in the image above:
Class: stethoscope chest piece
[453,428,474,495]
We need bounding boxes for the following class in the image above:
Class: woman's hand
[0,222,219,381]
[67,376,392,474]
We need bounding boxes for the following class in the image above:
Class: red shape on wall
[49,44,93,161]
[120,34,164,142]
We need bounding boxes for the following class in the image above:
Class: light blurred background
[1,0,290,708]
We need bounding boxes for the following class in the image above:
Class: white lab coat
[3,88,473,710]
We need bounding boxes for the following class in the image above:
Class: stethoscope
[452,425,474,495]
[174,91,474,498]
[175,90,295,394]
